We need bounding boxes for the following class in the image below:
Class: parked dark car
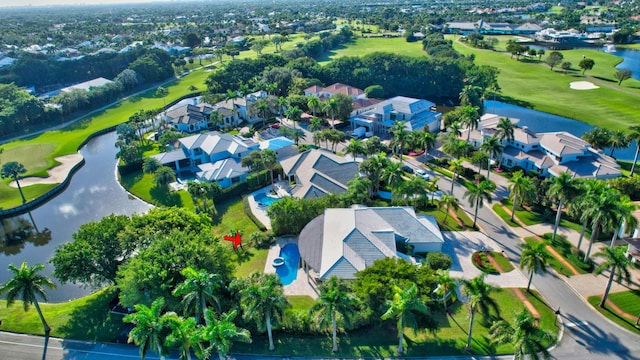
[401,165,414,174]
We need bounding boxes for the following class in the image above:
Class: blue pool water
[276,243,300,286]
[254,192,281,206]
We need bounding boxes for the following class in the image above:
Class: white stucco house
[151,131,259,188]
[350,96,442,135]
[298,205,444,280]
[465,113,621,179]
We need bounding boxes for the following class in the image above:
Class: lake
[486,100,636,161]
[0,131,151,302]
[610,48,640,80]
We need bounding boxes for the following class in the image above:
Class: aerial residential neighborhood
[0,0,639,359]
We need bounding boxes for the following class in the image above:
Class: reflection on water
[0,213,51,256]
[0,132,150,302]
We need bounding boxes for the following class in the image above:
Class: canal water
[0,132,151,302]
[611,48,640,80]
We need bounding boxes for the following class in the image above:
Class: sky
[0,0,169,7]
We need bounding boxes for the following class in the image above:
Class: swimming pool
[275,243,299,286]
[254,192,281,206]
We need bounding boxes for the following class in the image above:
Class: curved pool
[254,191,281,206]
[276,243,299,286]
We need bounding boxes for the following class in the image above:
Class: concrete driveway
[443,231,529,289]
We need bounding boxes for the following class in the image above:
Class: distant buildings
[351,96,442,135]
[60,77,114,93]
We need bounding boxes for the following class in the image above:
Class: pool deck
[248,183,291,230]
[264,236,319,299]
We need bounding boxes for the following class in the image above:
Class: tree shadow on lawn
[57,288,124,342]
[150,185,183,207]
[593,75,618,84]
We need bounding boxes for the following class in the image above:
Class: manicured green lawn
[588,292,640,335]
[424,207,474,231]
[317,37,426,64]
[490,251,515,272]
[240,288,558,357]
[288,295,315,312]
[119,170,195,209]
[450,36,640,131]
[492,203,520,227]
[0,287,123,341]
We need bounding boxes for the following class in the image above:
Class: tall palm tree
[460,105,480,142]
[1,161,28,204]
[381,283,429,355]
[489,310,554,360]
[238,273,289,351]
[398,175,429,207]
[464,179,496,228]
[173,267,224,325]
[594,246,633,308]
[309,276,358,352]
[345,139,366,160]
[607,130,630,158]
[308,117,323,133]
[461,274,498,350]
[628,125,640,175]
[199,309,251,360]
[390,121,410,161]
[495,117,515,143]
[284,106,302,129]
[449,121,463,138]
[123,297,173,360]
[256,99,271,128]
[359,153,388,193]
[448,159,465,195]
[307,95,320,117]
[479,137,503,179]
[417,130,436,158]
[0,261,56,334]
[440,133,466,159]
[166,315,201,360]
[581,187,620,261]
[520,242,552,292]
[438,194,460,225]
[321,98,339,128]
[610,195,638,247]
[435,269,459,313]
[547,172,579,243]
[262,149,278,191]
[382,161,405,201]
[277,96,288,116]
[225,89,240,126]
[507,170,535,222]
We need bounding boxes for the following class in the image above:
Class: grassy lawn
[317,37,426,64]
[119,170,195,209]
[588,292,640,335]
[0,287,123,341]
[288,295,315,312]
[449,36,640,131]
[524,237,574,277]
[490,251,515,272]
[492,203,520,227]
[424,207,475,231]
[540,233,593,274]
[239,288,558,357]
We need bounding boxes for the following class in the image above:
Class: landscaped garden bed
[472,251,499,274]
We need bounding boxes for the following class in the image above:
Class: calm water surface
[0,132,151,302]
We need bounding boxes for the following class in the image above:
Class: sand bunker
[570,81,599,90]
[9,153,84,188]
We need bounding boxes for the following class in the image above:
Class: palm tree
[608,130,630,158]
[507,170,535,222]
[520,242,552,292]
[628,125,640,175]
[238,273,289,351]
[461,274,499,350]
[156,86,169,108]
[308,117,323,133]
[398,175,429,207]
[256,99,271,128]
[199,309,251,360]
[345,139,366,160]
[547,172,579,243]
[1,161,28,204]
[440,133,467,159]
[166,315,201,360]
[309,276,358,352]
[581,187,620,261]
[389,121,409,161]
[284,105,302,129]
[449,121,463,137]
[495,117,515,143]
[438,194,460,225]
[359,153,388,193]
[610,195,637,247]
[594,246,633,308]
[464,179,496,228]
[417,130,436,159]
[479,137,503,179]
[154,166,176,189]
[321,98,339,128]
[460,105,480,142]
[262,149,278,191]
[448,159,465,195]
[173,267,224,325]
[489,310,554,360]
[123,297,173,360]
[225,89,240,126]
[277,96,288,116]
[382,161,405,200]
[381,283,429,355]
[307,95,320,117]
[435,269,459,313]
[0,261,55,334]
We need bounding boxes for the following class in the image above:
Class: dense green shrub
[241,197,268,232]
[426,252,453,270]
